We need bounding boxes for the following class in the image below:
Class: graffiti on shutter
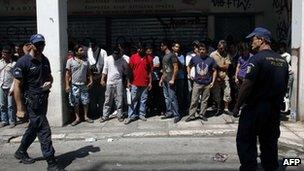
[0,19,36,45]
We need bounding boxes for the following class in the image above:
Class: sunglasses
[33,42,45,47]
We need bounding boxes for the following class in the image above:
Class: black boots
[47,156,60,171]
[15,149,60,170]
[14,150,35,164]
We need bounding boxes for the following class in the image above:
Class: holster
[24,93,49,110]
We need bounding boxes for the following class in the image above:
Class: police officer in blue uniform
[13,34,59,171]
[233,27,289,171]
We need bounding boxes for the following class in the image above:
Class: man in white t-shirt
[86,40,108,118]
[100,46,130,122]
[278,42,293,112]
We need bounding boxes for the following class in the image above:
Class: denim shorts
[69,84,89,106]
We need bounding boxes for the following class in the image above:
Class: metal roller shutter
[68,17,106,46]
[111,16,207,49]
[215,15,255,42]
[0,18,36,45]
[0,17,107,48]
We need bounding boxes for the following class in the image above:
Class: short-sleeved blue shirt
[245,49,289,104]
[189,55,216,85]
[13,54,52,95]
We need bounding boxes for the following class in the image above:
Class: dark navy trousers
[18,98,55,159]
[236,101,280,171]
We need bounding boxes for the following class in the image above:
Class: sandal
[85,118,94,123]
[71,120,81,126]
[100,117,108,123]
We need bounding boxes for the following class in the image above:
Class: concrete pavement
[0,114,304,152]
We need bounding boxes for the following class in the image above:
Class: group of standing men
[65,37,245,126]
[66,40,185,125]
[6,26,289,171]
[63,27,291,171]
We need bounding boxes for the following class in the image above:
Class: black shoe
[161,115,173,119]
[47,157,60,171]
[185,115,195,122]
[198,114,208,121]
[173,117,181,123]
[14,150,35,164]
[215,110,223,116]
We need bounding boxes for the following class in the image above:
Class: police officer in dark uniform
[233,27,289,171]
[13,34,59,171]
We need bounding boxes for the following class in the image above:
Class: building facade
[0,0,292,48]
[0,0,298,126]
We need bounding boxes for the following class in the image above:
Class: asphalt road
[0,137,303,171]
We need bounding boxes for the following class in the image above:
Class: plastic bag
[126,88,131,105]
[87,46,96,66]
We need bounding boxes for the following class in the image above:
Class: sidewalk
[0,115,303,152]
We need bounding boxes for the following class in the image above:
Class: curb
[3,130,304,153]
[6,129,237,143]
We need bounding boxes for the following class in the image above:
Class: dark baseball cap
[30,34,45,44]
[246,27,271,42]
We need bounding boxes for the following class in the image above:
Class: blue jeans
[0,88,16,124]
[163,82,179,117]
[128,85,148,119]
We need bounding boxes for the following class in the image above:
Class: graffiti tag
[272,0,290,15]
[211,0,253,11]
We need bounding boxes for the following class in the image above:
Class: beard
[139,51,146,57]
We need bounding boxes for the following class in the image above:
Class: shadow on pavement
[256,159,289,171]
[56,145,101,170]
[278,159,288,171]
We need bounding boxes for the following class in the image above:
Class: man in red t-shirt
[124,44,153,124]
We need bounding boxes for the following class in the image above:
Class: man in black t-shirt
[159,40,181,123]
[233,27,289,171]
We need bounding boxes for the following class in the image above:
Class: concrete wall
[36,0,68,126]
[291,0,304,121]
